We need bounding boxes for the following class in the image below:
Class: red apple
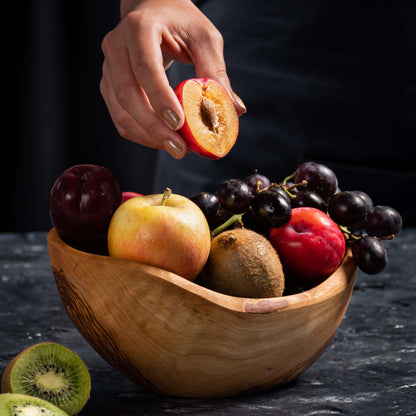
[174,78,239,159]
[107,189,211,281]
[49,164,122,255]
[122,191,143,203]
[269,207,346,286]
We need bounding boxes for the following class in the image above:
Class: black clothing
[155,0,416,224]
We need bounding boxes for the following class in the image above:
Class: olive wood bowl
[47,228,357,398]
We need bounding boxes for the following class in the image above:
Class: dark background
[4,1,416,232]
[6,1,157,233]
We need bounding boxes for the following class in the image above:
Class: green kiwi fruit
[202,228,285,298]
[0,393,69,416]
[1,342,91,416]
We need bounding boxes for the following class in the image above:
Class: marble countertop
[0,229,415,416]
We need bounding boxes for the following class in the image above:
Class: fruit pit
[200,96,220,135]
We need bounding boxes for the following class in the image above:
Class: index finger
[123,17,185,130]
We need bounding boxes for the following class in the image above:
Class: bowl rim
[47,228,356,315]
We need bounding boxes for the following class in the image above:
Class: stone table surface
[0,229,415,416]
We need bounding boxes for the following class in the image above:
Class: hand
[100,0,246,159]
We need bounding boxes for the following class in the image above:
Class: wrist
[120,0,194,18]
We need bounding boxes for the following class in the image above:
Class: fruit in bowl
[121,191,142,203]
[174,78,239,159]
[107,188,211,281]
[202,228,285,298]
[46,160,403,398]
[49,164,122,255]
[269,207,346,287]
[193,162,402,281]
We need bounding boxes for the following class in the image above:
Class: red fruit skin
[174,78,237,159]
[122,191,143,203]
[269,207,346,286]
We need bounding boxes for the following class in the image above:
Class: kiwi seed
[202,228,285,298]
[1,342,90,416]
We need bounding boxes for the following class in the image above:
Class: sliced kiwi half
[1,342,91,416]
[0,393,69,416]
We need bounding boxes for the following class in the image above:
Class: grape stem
[281,180,308,200]
[339,224,398,245]
[379,234,396,240]
[264,173,308,200]
[264,182,296,200]
[339,225,361,241]
[211,213,244,238]
[282,171,296,186]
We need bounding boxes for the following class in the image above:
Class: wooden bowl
[47,228,357,398]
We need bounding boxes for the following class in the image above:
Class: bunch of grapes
[190,161,402,275]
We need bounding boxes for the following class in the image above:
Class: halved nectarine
[174,78,239,159]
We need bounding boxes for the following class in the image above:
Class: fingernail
[162,109,181,130]
[164,139,185,159]
[231,92,247,115]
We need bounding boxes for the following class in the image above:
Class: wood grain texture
[47,228,357,398]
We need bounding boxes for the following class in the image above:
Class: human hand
[100,0,246,159]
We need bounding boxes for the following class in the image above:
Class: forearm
[120,0,194,18]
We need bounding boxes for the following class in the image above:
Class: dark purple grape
[218,179,253,214]
[365,205,403,237]
[244,171,271,194]
[353,190,373,212]
[352,235,387,275]
[190,192,219,227]
[327,191,369,227]
[295,161,338,201]
[251,190,292,228]
[241,209,270,235]
[267,184,291,204]
[291,190,327,212]
[210,208,233,230]
[49,164,122,254]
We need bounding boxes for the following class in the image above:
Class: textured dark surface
[0,230,415,415]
